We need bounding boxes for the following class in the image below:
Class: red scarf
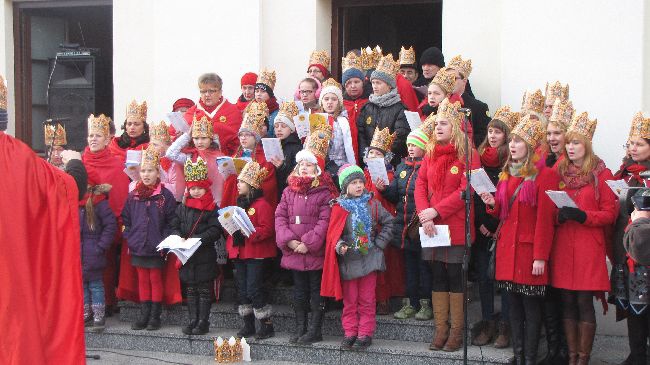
[480,146,501,168]
[265,97,279,113]
[135,180,160,199]
[82,146,121,170]
[185,190,216,211]
[199,99,220,114]
[618,161,650,185]
[160,156,172,172]
[288,175,317,194]
[430,144,458,189]
[562,159,606,191]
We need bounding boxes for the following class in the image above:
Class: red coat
[225,198,277,259]
[364,168,396,215]
[414,148,480,245]
[182,99,243,156]
[488,167,560,286]
[550,167,618,291]
[107,137,148,165]
[219,145,278,209]
[343,98,367,162]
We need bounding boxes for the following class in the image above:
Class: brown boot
[494,321,510,348]
[429,292,449,351]
[472,320,496,346]
[564,319,579,365]
[577,321,596,365]
[443,293,465,352]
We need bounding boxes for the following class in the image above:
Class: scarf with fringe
[495,156,542,220]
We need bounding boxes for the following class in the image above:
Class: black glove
[232,231,245,247]
[558,206,587,224]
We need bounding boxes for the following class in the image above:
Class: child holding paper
[122,145,178,331]
[269,101,302,200]
[225,161,277,340]
[169,157,222,335]
[322,164,394,350]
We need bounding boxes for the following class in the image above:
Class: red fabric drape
[321,205,347,300]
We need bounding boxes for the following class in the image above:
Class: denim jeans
[234,259,267,310]
[292,269,325,311]
[404,249,432,309]
[475,240,509,321]
[83,280,105,306]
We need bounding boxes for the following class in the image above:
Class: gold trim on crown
[238,161,269,189]
[436,98,463,126]
[629,111,650,140]
[342,51,362,73]
[492,105,521,131]
[241,101,269,137]
[511,114,545,147]
[141,145,161,169]
[370,126,397,153]
[360,46,383,71]
[375,53,400,78]
[549,99,575,131]
[448,55,472,78]
[309,50,331,70]
[192,114,213,139]
[544,81,569,104]
[0,75,7,110]
[321,78,342,90]
[213,337,243,363]
[420,113,436,137]
[399,46,416,66]
[306,125,333,160]
[277,101,299,121]
[184,156,209,182]
[150,120,172,144]
[567,111,597,141]
[256,69,276,90]
[126,99,147,121]
[521,89,545,115]
[430,67,456,95]
[88,114,111,137]
[44,123,67,146]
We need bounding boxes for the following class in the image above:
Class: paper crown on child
[492,105,521,131]
[521,89,545,116]
[399,46,416,66]
[567,111,598,141]
[309,49,331,70]
[360,45,383,71]
[150,120,172,144]
[420,113,436,138]
[256,69,276,90]
[44,123,67,146]
[544,81,570,105]
[549,99,575,131]
[88,114,112,137]
[184,156,209,183]
[447,55,472,78]
[275,101,299,132]
[342,51,362,73]
[192,114,214,139]
[374,53,400,78]
[629,111,650,140]
[0,75,6,110]
[238,161,269,189]
[369,126,397,154]
[305,125,332,160]
[126,99,147,121]
[511,114,545,147]
[436,98,463,126]
[241,101,269,139]
[141,144,161,169]
[430,67,456,95]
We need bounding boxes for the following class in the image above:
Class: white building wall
[1,0,14,135]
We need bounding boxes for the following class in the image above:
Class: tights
[431,261,463,293]
[560,289,596,323]
[136,267,163,302]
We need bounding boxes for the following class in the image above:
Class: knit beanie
[295,150,322,175]
[419,47,445,68]
[319,85,344,106]
[342,68,365,86]
[370,69,396,89]
[406,128,429,150]
[172,98,195,112]
[241,72,258,87]
[338,164,365,193]
[255,83,275,98]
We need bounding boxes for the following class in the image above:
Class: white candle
[241,337,251,362]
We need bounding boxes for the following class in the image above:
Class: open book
[218,206,256,237]
[156,235,202,265]
[215,156,251,178]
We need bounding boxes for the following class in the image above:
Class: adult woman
[108,100,150,162]
[306,49,330,82]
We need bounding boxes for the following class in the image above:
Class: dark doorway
[331,0,442,79]
[13,1,113,152]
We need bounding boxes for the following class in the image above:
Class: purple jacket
[80,199,117,281]
[275,184,332,271]
[122,185,177,257]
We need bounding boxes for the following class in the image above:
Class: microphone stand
[460,108,472,365]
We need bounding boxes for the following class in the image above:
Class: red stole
[321,204,347,300]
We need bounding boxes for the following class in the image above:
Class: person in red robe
[108,99,150,162]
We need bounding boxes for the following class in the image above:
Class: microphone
[458,108,472,116]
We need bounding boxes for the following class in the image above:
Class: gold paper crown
[399,46,416,66]
[0,75,6,110]
[511,114,545,147]
[321,78,342,90]
[492,105,521,131]
[360,46,383,71]
[420,113,436,137]
[309,50,331,69]
[375,53,400,78]
[126,99,147,121]
[544,81,570,104]
[241,101,269,137]
[370,126,397,153]
[521,89,545,115]
[44,123,67,146]
[150,120,172,144]
[277,101,299,120]
[342,51,362,72]
[629,112,650,140]
[213,337,243,363]
[256,69,276,90]
[88,114,112,136]
[567,111,597,141]
[549,99,575,131]
[448,55,472,78]
[238,161,269,189]
[184,156,209,182]
[436,98,463,126]
[430,67,456,95]
[141,144,161,169]
[306,125,333,160]
[192,114,214,138]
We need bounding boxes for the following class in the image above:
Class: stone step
[86,317,513,365]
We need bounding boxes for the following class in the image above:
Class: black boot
[539,291,568,365]
[627,314,648,365]
[510,302,525,365]
[524,302,543,365]
[192,287,212,335]
[131,301,151,330]
[182,286,199,335]
[237,304,256,338]
[289,303,308,343]
[298,304,325,344]
[254,305,274,340]
[146,302,162,330]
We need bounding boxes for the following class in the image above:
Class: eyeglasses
[199,89,220,95]
[299,90,314,95]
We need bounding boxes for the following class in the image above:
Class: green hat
[406,128,429,150]
[338,164,365,192]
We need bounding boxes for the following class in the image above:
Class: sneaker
[341,336,356,350]
[88,318,105,333]
[393,299,417,319]
[354,336,372,350]
[414,299,433,321]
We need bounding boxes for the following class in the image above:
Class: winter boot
[254,305,275,340]
[192,287,212,335]
[443,292,465,352]
[511,313,525,365]
[89,304,106,333]
[430,292,450,351]
[182,286,199,335]
[289,303,308,343]
[147,302,162,330]
[540,294,568,365]
[354,335,372,349]
[472,320,496,346]
[84,304,93,327]
[237,305,256,338]
[577,322,596,365]
[494,321,511,348]
[415,299,433,320]
[394,298,417,319]
[131,301,151,330]
[524,307,543,365]
[298,303,325,344]
[564,319,579,365]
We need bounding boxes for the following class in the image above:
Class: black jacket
[170,204,222,284]
[356,100,410,167]
[276,133,302,200]
[463,93,490,148]
[473,164,501,246]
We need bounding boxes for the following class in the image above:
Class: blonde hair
[426,116,467,160]
[558,131,598,178]
[501,134,539,177]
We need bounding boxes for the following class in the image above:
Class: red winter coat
[181,99,243,156]
[550,167,618,291]
[343,98,367,161]
[226,198,277,259]
[219,145,278,209]
[488,167,560,286]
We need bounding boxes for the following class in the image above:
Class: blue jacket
[80,199,117,281]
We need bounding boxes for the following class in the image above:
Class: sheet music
[216,157,237,178]
[366,158,389,184]
[545,190,578,208]
[469,168,496,193]
[293,113,310,139]
[419,226,451,247]
[261,138,284,161]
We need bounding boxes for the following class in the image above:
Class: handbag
[406,213,421,241]
[487,182,524,280]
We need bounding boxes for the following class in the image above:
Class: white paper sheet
[606,180,629,197]
[293,113,310,139]
[419,226,451,247]
[469,168,496,193]
[261,138,284,161]
[125,150,142,167]
[545,190,578,208]
[366,158,389,184]
[216,157,237,178]
[166,112,189,134]
[156,235,203,265]
[123,166,141,181]
[404,111,422,130]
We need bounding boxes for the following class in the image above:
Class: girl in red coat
[480,114,560,364]
[414,98,480,352]
[550,112,618,364]
[225,161,277,340]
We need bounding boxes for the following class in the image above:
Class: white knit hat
[319,85,343,106]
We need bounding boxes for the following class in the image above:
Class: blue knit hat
[342,68,365,86]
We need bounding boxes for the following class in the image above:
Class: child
[323,164,394,350]
[253,69,279,137]
[170,157,222,335]
[149,120,185,201]
[122,145,178,331]
[269,100,302,200]
[226,161,277,340]
[275,145,336,344]
[319,78,356,178]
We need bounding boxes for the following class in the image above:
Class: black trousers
[431,260,463,293]
[292,269,325,311]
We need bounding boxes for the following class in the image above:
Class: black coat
[356,100,410,167]
[170,204,222,284]
[473,164,501,247]
[276,133,302,200]
[463,93,490,149]
[380,157,422,251]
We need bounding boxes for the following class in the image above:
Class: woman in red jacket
[550,112,618,364]
[415,98,480,352]
[480,114,560,365]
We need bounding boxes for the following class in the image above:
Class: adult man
[399,46,419,84]
[412,46,445,99]
[43,122,67,169]
[235,72,258,112]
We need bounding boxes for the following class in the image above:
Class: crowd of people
[20,44,650,365]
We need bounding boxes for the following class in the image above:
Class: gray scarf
[369,88,401,108]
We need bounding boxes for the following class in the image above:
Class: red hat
[307,64,329,79]
[241,72,258,87]
[172,98,195,112]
